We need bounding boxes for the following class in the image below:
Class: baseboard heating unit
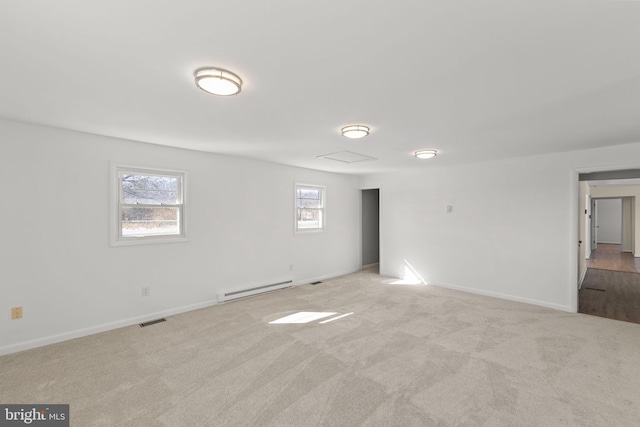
[218,280,293,303]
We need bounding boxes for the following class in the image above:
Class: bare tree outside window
[117,170,184,238]
[296,184,325,232]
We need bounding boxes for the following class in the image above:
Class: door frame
[576,167,640,312]
[359,186,383,272]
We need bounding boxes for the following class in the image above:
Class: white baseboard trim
[0,298,219,357]
[430,281,574,313]
[293,268,360,287]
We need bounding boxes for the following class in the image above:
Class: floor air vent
[140,318,166,327]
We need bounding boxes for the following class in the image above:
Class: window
[295,184,325,232]
[112,166,186,246]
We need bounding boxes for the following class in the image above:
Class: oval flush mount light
[341,125,370,139]
[414,150,438,159]
[195,68,242,96]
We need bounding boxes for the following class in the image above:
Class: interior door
[585,194,591,260]
[591,198,598,251]
[621,197,633,253]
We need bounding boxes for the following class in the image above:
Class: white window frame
[295,183,326,234]
[110,164,188,246]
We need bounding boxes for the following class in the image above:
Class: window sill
[295,228,326,235]
[110,236,189,247]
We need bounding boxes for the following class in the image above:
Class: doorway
[587,197,635,271]
[361,189,380,272]
[579,172,640,324]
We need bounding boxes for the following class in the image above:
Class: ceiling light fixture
[195,68,242,96]
[341,125,370,139]
[414,150,438,159]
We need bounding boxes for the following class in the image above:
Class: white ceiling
[1,1,639,175]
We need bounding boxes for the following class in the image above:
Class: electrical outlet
[11,306,23,320]
[290,264,293,271]
[141,287,150,297]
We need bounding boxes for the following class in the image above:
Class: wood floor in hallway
[580,244,640,324]
[586,243,640,273]
[579,269,640,324]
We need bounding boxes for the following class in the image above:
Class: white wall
[360,142,640,312]
[0,119,361,355]
[595,199,622,244]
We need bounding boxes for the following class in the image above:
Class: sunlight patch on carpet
[389,259,427,285]
[319,312,354,324]
[269,312,337,324]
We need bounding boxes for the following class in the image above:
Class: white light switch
[446,205,453,213]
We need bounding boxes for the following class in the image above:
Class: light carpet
[2,268,640,426]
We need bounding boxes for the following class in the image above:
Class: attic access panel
[317,151,377,164]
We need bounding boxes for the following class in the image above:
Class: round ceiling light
[414,150,438,159]
[341,125,370,139]
[195,68,242,96]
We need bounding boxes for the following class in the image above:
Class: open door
[585,194,591,260]
[591,198,598,252]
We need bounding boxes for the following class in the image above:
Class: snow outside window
[112,166,187,246]
[295,184,325,233]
